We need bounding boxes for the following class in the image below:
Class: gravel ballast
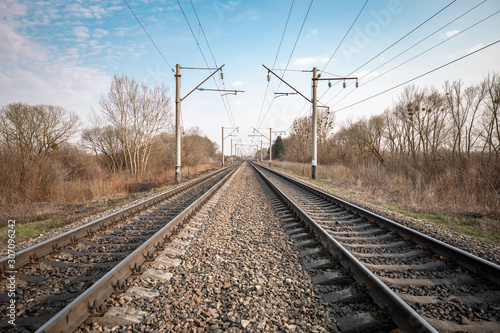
[146,163,333,331]
[84,162,335,332]
[269,166,500,265]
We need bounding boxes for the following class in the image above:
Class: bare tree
[0,103,79,198]
[480,73,500,161]
[81,125,124,173]
[90,75,172,178]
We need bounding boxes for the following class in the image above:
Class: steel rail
[252,163,500,285]
[0,165,234,274]
[36,162,241,333]
[251,162,437,333]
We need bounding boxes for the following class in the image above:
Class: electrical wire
[318,0,457,104]
[328,7,499,106]
[123,0,174,72]
[256,0,295,128]
[258,0,314,129]
[177,0,236,128]
[189,0,217,66]
[331,39,500,113]
[321,0,369,73]
[346,0,457,77]
[189,0,238,127]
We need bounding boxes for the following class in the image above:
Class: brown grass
[271,160,500,242]
[0,163,218,227]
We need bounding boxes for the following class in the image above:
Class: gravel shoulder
[144,162,333,332]
[268,165,500,266]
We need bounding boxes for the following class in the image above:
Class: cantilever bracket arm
[262,64,311,104]
[181,64,225,101]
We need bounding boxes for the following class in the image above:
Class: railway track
[0,163,240,332]
[251,162,500,333]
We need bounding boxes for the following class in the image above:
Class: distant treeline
[0,75,218,208]
[276,73,500,215]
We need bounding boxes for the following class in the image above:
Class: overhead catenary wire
[346,0,457,77]
[188,0,238,127]
[321,0,369,73]
[328,7,499,106]
[330,39,500,113]
[256,0,295,129]
[123,0,174,72]
[257,0,314,129]
[319,0,457,104]
[176,0,236,127]
[263,0,363,132]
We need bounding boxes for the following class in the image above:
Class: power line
[331,39,500,113]
[177,0,236,127]
[256,0,295,128]
[361,0,486,81]
[280,0,314,79]
[188,0,237,127]
[123,0,174,72]
[321,0,369,72]
[258,0,314,129]
[319,0,457,104]
[345,0,457,77]
[328,7,499,106]
[189,0,217,67]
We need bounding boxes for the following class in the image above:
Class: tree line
[279,73,500,213]
[0,75,218,206]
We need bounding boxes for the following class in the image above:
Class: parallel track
[0,164,240,332]
[251,162,500,333]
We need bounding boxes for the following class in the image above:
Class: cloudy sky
[1,0,499,154]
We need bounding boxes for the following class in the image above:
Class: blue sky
[1,0,499,155]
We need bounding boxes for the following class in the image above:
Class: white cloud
[73,26,89,40]
[93,28,109,38]
[64,3,121,20]
[293,56,329,66]
[445,30,459,38]
[0,18,110,119]
[232,81,243,87]
[65,3,93,19]
[311,28,317,35]
[466,43,483,54]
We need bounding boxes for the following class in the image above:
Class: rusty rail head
[0,165,234,275]
[252,162,500,285]
[35,163,241,333]
[250,162,438,333]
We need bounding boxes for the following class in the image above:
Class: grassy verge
[267,162,500,244]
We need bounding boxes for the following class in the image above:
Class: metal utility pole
[311,67,318,179]
[251,127,285,167]
[260,140,263,162]
[174,64,243,183]
[234,143,244,161]
[231,138,241,164]
[222,127,238,167]
[312,71,358,179]
[264,64,357,179]
[269,128,272,167]
[175,64,181,183]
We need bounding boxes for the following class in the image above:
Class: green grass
[0,215,68,244]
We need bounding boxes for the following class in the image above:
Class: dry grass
[271,160,500,243]
[0,163,218,228]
